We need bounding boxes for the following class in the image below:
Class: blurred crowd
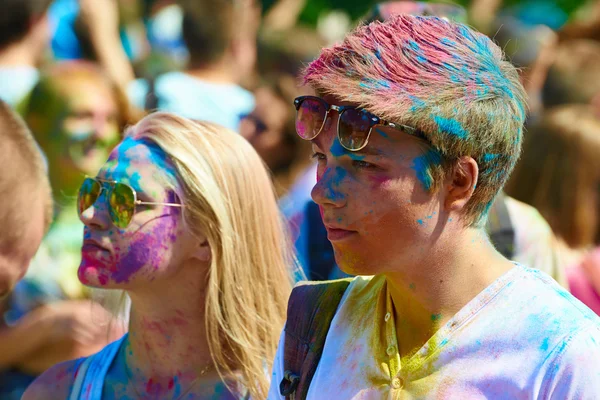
[0,0,600,398]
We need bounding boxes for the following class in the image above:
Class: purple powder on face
[111,214,179,283]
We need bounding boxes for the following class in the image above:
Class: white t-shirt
[0,66,39,107]
[269,265,600,399]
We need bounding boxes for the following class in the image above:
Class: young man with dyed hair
[269,15,600,399]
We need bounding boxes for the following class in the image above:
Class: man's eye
[352,160,375,169]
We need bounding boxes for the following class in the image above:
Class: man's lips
[323,225,357,241]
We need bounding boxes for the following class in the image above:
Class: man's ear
[192,238,211,263]
[444,156,478,212]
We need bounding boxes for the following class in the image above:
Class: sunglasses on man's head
[293,96,426,151]
[77,177,183,229]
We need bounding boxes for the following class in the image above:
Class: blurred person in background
[24,112,294,400]
[0,0,53,107]
[0,100,52,300]
[0,62,132,399]
[506,105,600,312]
[542,39,600,113]
[49,0,138,90]
[242,27,325,196]
[240,85,299,194]
[128,0,259,131]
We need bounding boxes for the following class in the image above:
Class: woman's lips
[82,240,109,253]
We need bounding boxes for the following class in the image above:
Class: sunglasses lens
[296,98,327,140]
[339,108,373,150]
[78,178,101,216]
[109,183,136,228]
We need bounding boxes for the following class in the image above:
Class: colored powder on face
[319,166,348,203]
[129,172,142,191]
[417,219,425,225]
[409,283,416,291]
[330,140,346,158]
[411,149,442,191]
[330,139,366,161]
[331,166,347,189]
[111,219,178,283]
[432,115,469,139]
[375,128,388,138]
[431,314,442,322]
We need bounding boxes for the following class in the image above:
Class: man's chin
[334,251,376,276]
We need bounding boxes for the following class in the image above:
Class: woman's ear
[444,156,479,212]
[193,238,211,263]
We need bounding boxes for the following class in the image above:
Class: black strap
[280,279,352,399]
[144,76,159,111]
[486,192,515,259]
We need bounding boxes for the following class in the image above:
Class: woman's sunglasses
[77,177,183,229]
[293,95,426,151]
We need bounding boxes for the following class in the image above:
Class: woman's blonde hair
[127,112,295,398]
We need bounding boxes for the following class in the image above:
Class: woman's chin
[78,264,110,288]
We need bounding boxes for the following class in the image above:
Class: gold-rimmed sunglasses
[77,177,183,229]
[293,95,427,151]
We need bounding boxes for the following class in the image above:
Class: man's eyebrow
[353,147,385,157]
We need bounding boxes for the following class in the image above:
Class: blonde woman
[23,112,295,400]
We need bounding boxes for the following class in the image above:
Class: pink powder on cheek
[367,173,393,186]
[78,253,112,286]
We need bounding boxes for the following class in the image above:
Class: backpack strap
[279,278,352,399]
[486,192,515,259]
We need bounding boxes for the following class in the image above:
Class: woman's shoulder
[22,357,84,400]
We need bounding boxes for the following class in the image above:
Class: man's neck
[185,58,239,86]
[0,41,38,68]
[385,228,514,359]
[124,265,214,387]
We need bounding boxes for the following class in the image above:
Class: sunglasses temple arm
[136,201,184,207]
